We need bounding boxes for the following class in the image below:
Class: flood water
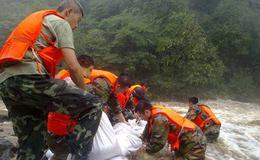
[158,99,260,160]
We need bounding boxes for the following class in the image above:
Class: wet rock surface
[0,100,17,160]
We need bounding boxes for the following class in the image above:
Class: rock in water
[0,139,16,160]
[0,100,17,159]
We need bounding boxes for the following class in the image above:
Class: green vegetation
[0,0,259,101]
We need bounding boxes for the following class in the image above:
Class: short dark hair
[116,73,132,88]
[57,0,84,17]
[189,97,199,105]
[135,99,152,114]
[77,55,94,68]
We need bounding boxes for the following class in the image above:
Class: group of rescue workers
[0,0,221,160]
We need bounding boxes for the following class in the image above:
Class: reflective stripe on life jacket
[0,10,65,78]
[193,104,221,129]
[149,105,196,151]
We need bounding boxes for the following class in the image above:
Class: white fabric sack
[128,119,147,136]
[89,112,123,160]
[113,120,146,156]
[45,112,124,160]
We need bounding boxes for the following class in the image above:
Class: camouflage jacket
[185,104,201,121]
[143,114,206,155]
[142,115,169,153]
[185,104,217,129]
[85,78,122,115]
[122,87,147,120]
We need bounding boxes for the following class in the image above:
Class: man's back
[0,14,74,83]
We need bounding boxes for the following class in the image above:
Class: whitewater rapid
[158,99,260,160]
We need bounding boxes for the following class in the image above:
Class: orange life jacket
[90,69,128,109]
[121,84,144,109]
[55,69,70,80]
[55,69,91,84]
[149,105,196,151]
[0,10,65,78]
[193,104,221,130]
[90,69,118,88]
[117,92,126,108]
[47,112,78,136]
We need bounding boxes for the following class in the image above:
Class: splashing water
[157,99,260,160]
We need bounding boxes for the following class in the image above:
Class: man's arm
[62,48,86,90]
[185,105,201,121]
[90,78,129,124]
[146,115,169,154]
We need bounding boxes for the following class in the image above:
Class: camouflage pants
[204,124,220,143]
[174,127,207,160]
[134,144,173,160]
[135,127,206,160]
[47,134,69,160]
[0,75,102,160]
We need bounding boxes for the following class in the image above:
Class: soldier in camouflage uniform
[48,55,128,159]
[0,1,103,159]
[185,97,221,143]
[121,95,136,121]
[114,77,149,122]
[112,73,138,123]
[82,60,128,125]
[135,100,207,160]
[56,58,131,126]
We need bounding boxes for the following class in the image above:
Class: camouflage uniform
[122,95,135,121]
[0,75,102,160]
[87,78,123,125]
[0,11,103,159]
[185,104,220,143]
[122,87,147,122]
[137,115,207,160]
[47,77,122,159]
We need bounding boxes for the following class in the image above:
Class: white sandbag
[128,119,147,136]
[89,112,123,160]
[113,120,146,156]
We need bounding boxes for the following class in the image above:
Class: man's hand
[62,48,86,90]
